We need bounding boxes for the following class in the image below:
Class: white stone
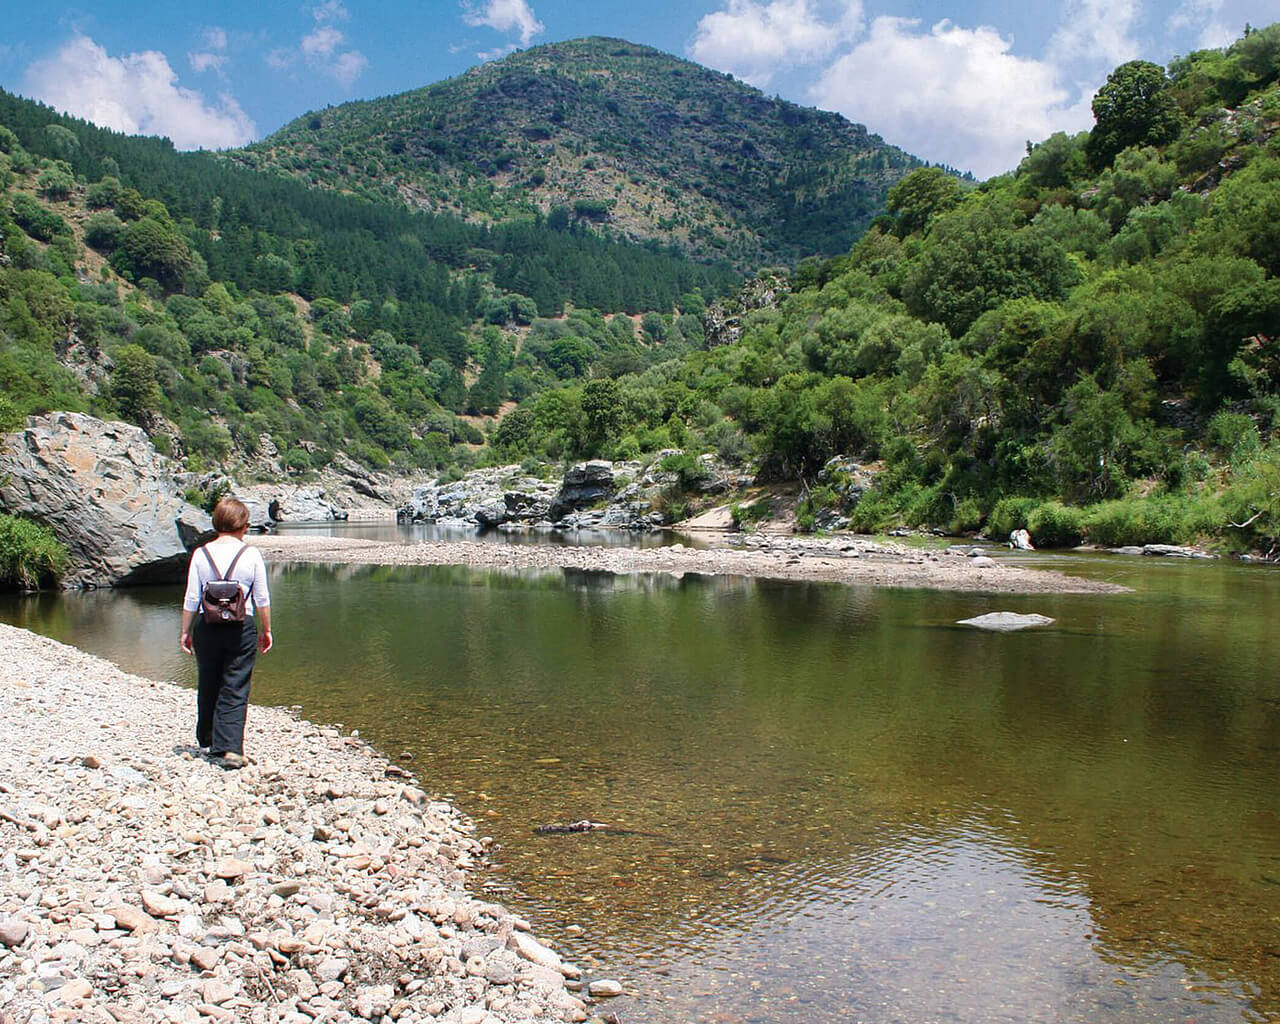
[510,932,562,972]
[957,612,1055,632]
[588,979,624,997]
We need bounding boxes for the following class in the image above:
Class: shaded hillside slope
[236,37,924,266]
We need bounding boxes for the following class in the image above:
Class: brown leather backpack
[200,545,253,624]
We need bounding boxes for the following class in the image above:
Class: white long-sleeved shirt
[182,538,271,616]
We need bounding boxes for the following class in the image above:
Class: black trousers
[193,617,258,755]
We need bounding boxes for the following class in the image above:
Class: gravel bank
[250,534,1129,595]
[0,625,601,1024]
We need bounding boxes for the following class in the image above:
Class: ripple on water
[3,551,1279,1024]
[611,818,1260,1024]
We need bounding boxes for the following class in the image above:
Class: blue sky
[0,0,1274,178]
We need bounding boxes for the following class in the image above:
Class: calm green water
[4,545,1280,1023]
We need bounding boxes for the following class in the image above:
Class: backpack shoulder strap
[201,545,222,579]
[224,543,255,600]
[223,544,249,580]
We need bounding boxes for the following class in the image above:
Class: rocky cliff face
[398,455,735,533]
[0,413,212,587]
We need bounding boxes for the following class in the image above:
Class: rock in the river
[1010,529,1035,550]
[510,932,563,972]
[475,501,509,527]
[588,979,624,997]
[1142,544,1214,559]
[549,461,616,521]
[957,612,1055,632]
[0,412,212,587]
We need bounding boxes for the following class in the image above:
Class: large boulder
[549,461,617,521]
[233,483,343,527]
[0,412,213,587]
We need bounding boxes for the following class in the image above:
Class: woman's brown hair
[211,498,250,534]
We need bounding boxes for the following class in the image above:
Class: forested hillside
[479,26,1280,553]
[4,25,1280,555]
[237,37,925,266]
[0,87,735,476]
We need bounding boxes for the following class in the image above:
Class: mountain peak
[236,38,921,265]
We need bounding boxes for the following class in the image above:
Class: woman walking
[179,498,273,768]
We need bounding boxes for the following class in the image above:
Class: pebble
[0,921,30,948]
[0,624,592,1024]
[213,859,252,880]
[108,905,154,934]
[254,533,1124,596]
[55,978,92,1003]
[587,979,624,998]
[142,892,180,918]
[191,947,221,972]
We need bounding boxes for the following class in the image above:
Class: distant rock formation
[397,455,735,533]
[0,412,212,587]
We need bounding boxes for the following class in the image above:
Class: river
[3,534,1278,1023]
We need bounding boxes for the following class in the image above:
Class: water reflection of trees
[5,558,1279,1021]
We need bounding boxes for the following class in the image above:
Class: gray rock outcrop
[232,483,346,527]
[703,272,790,348]
[0,412,212,587]
[548,461,617,521]
[398,455,737,532]
[1141,544,1214,559]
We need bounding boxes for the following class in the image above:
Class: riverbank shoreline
[249,533,1129,595]
[0,624,597,1024]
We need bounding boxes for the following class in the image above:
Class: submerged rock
[957,612,1056,631]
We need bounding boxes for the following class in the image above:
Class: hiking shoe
[209,751,248,769]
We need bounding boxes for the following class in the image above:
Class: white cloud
[811,17,1089,179]
[189,26,228,75]
[329,50,368,87]
[690,0,864,86]
[477,44,520,62]
[312,0,349,24]
[461,0,545,47]
[268,3,367,88]
[301,26,344,59]
[1167,0,1239,48]
[1048,0,1142,73]
[25,34,256,150]
[189,51,226,74]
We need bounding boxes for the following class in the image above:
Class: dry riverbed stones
[0,623,601,1024]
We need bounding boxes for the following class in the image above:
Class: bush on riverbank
[0,512,67,589]
[983,494,1223,548]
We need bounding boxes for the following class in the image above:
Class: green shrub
[1206,411,1260,458]
[845,488,902,533]
[730,498,774,530]
[10,193,68,242]
[1218,445,1280,553]
[795,485,839,533]
[1081,495,1220,547]
[658,451,711,490]
[0,512,67,589]
[987,496,1040,539]
[1027,501,1086,547]
[948,496,984,535]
